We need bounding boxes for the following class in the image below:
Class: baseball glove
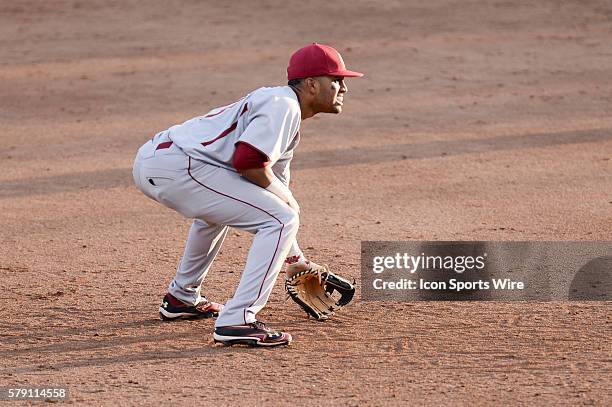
[285,264,355,320]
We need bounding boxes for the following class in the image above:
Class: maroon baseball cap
[287,43,364,80]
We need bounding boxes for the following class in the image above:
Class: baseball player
[132,43,362,347]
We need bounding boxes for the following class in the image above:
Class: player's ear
[304,77,319,95]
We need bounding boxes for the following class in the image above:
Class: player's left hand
[285,263,355,320]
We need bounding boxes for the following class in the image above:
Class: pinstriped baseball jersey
[167,86,301,176]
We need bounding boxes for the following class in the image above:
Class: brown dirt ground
[1,0,611,405]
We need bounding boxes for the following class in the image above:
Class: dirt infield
[1,0,611,405]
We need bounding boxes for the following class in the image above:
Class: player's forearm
[239,167,273,189]
[239,167,300,213]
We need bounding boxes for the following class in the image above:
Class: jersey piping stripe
[201,104,249,147]
[186,156,285,325]
[203,105,234,119]
[155,141,173,150]
[203,97,245,119]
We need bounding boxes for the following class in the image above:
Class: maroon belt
[156,141,173,150]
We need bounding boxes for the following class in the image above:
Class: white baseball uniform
[132,86,305,327]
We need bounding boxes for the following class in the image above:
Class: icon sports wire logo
[372,252,487,274]
[362,241,612,301]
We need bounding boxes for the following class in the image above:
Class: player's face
[315,76,348,114]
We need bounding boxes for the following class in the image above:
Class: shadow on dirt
[1,127,610,199]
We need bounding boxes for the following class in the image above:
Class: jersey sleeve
[237,94,300,165]
[232,142,270,171]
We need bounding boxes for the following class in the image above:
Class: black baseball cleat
[213,321,292,347]
[159,293,224,321]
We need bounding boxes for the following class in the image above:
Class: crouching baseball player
[132,43,361,347]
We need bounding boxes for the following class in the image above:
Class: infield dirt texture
[1,1,611,405]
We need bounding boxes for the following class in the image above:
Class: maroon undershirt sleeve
[232,141,271,171]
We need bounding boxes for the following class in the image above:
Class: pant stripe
[187,156,286,325]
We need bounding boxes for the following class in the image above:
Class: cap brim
[332,69,364,78]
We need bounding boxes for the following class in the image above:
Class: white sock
[285,241,310,269]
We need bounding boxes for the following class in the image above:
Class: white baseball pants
[132,132,299,327]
